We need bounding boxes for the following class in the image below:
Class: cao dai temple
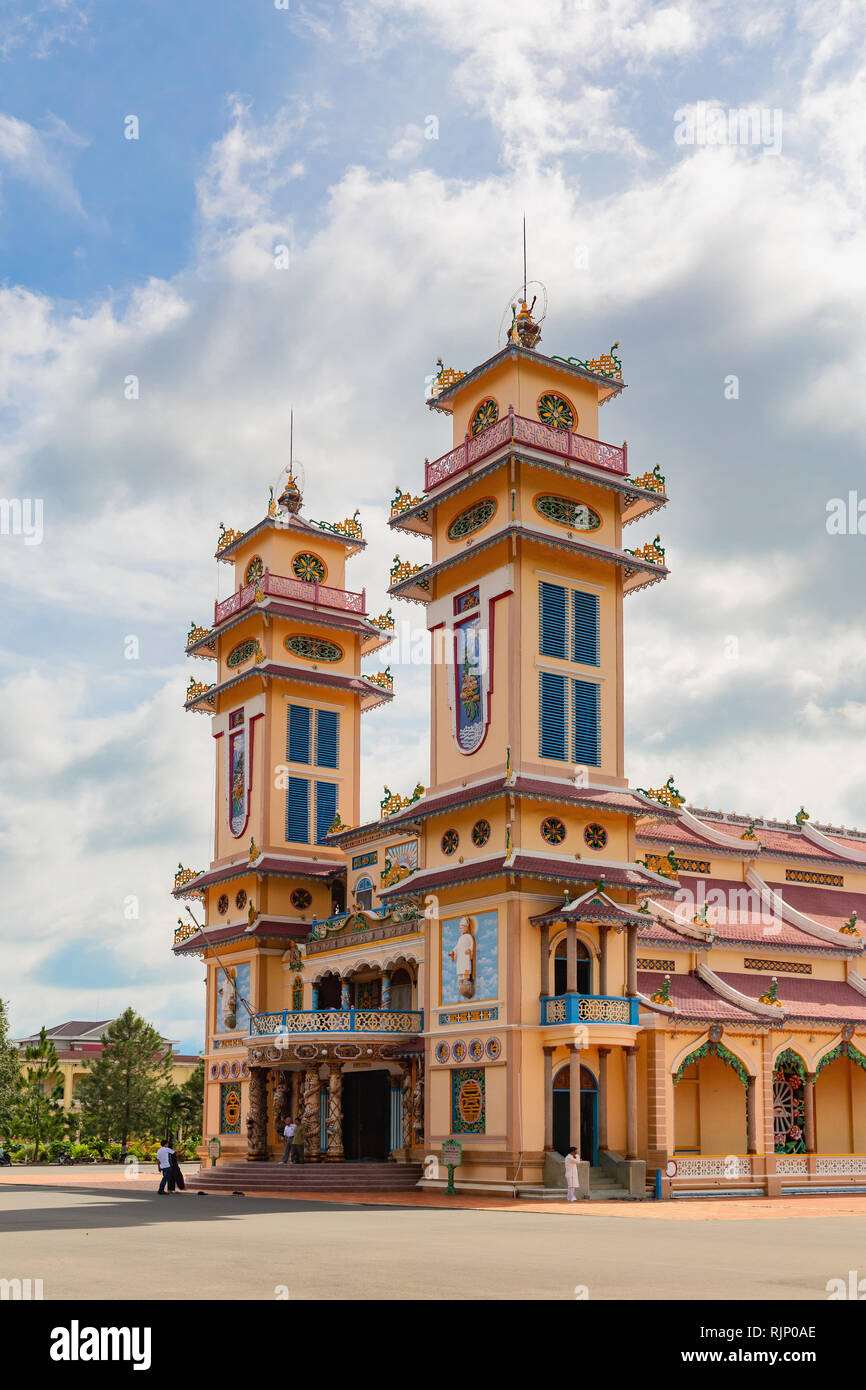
[174,298,866,1198]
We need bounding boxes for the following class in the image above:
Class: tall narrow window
[286,776,309,841]
[539,582,568,659]
[315,781,338,844]
[315,709,339,769]
[539,671,568,760]
[287,705,311,764]
[572,590,599,666]
[572,679,600,765]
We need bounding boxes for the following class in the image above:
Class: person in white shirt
[279,1120,296,1165]
[156,1142,175,1194]
[564,1146,580,1202]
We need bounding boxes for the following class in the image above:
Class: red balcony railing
[424,407,627,491]
[214,570,366,627]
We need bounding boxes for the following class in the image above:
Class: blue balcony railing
[540,994,640,1026]
[250,1008,423,1038]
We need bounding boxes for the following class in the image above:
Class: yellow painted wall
[697,1055,748,1153]
[816,1057,853,1153]
[446,357,602,445]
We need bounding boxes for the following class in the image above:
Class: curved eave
[173,857,343,899]
[215,515,367,564]
[184,662,392,712]
[185,638,217,660]
[426,344,626,414]
[388,525,668,604]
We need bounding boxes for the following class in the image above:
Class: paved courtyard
[2,1168,866,1300]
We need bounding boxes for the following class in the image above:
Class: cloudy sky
[1,0,864,1051]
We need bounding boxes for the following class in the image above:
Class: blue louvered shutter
[286,776,310,842]
[539,671,567,759]
[315,781,338,844]
[315,709,339,769]
[287,705,311,764]
[572,679,600,765]
[539,582,567,659]
[572,590,599,666]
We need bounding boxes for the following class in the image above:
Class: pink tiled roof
[715,972,866,1023]
[174,855,341,896]
[637,971,756,1021]
[673,875,835,950]
[827,834,866,857]
[173,919,307,954]
[765,882,866,935]
[635,919,695,946]
[636,817,744,853]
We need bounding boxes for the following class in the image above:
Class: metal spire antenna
[522,215,527,302]
[289,408,293,473]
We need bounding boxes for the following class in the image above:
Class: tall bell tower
[174,473,393,1156]
[383,294,673,1185]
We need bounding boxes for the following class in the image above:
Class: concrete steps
[587,1166,637,1201]
[187,1161,423,1196]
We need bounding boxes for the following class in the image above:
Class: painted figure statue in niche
[449,915,477,998]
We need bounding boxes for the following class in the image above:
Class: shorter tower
[173,475,393,1157]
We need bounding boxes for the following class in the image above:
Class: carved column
[625,1046,638,1160]
[539,922,550,997]
[401,1065,413,1150]
[747,1074,758,1154]
[568,1044,581,1157]
[543,1046,555,1150]
[597,1047,611,1152]
[302,1065,321,1161]
[381,970,392,1010]
[566,923,578,995]
[412,1061,425,1149]
[246,1066,269,1162]
[340,977,351,1008]
[311,983,319,1010]
[274,1072,291,1131]
[389,1074,402,1156]
[324,1063,344,1161]
[804,1072,816,1153]
[625,923,637,996]
[598,925,610,997]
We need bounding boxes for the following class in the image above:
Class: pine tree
[76,1009,173,1157]
[12,1026,67,1161]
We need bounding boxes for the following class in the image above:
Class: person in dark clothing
[167,1144,185,1192]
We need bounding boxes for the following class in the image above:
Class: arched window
[390,968,412,1011]
[355,876,374,911]
[553,937,592,996]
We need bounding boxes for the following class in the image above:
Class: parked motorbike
[0,1151,12,1167]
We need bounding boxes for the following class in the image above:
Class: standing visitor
[279,1118,296,1164]
[156,1139,175,1194]
[291,1117,306,1164]
[565,1147,579,1203]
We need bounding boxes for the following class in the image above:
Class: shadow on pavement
[0,1184,408,1233]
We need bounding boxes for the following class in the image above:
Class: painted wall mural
[441,909,498,1004]
[217,961,251,1033]
[229,727,246,834]
[455,614,485,751]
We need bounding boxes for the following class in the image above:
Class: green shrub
[70,1143,95,1163]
